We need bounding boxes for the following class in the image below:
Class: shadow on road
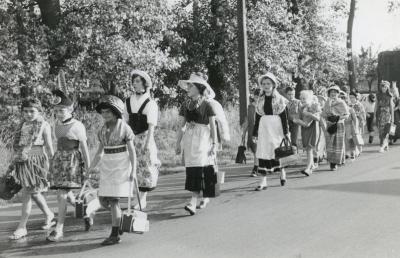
[297,178,400,197]
[2,241,104,257]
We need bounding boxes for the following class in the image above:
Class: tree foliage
[1,0,348,107]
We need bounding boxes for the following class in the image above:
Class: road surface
[1,143,400,258]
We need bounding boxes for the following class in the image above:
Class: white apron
[256,115,284,160]
[98,145,132,197]
[182,123,214,167]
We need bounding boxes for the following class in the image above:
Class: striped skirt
[326,122,345,165]
[14,146,49,192]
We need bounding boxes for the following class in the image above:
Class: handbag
[327,115,340,123]
[274,138,296,159]
[279,153,301,168]
[0,175,22,200]
[390,124,397,136]
[327,123,338,135]
[353,134,364,146]
[235,146,247,164]
[75,180,99,219]
[214,158,225,184]
[120,177,149,234]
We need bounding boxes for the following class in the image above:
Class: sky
[348,0,400,53]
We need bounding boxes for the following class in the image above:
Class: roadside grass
[0,105,243,175]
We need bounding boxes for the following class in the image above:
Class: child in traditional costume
[314,87,328,166]
[89,95,137,245]
[293,90,321,176]
[253,72,289,190]
[343,93,359,160]
[322,86,349,171]
[349,91,366,155]
[47,90,90,242]
[8,98,55,240]
[176,73,219,215]
[123,70,160,210]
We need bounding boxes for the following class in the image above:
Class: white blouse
[363,101,376,113]
[123,92,158,126]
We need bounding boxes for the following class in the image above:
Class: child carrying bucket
[89,95,137,246]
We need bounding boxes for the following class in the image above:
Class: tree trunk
[14,1,28,97]
[36,0,61,29]
[207,0,228,103]
[36,0,62,75]
[347,0,357,90]
[237,0,249,125]
[368,80,373,93]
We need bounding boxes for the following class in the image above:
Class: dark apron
[126,97,150,135]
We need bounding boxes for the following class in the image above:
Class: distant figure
[389,82,400,144]
[240,89,260,177]
[285,87,301,147]
[376,81,394,153]
[293,90,321,176]
[322,86,349,171]
[344,93,359,160]
[364,93,376,144]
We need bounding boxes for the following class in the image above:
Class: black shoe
[330,163,337,171]
[280,178,287,186]
[369,136,373,144]
[250,166,258,177]
[101,236,121,246]
[184,205,196,215]
[255,185,267,191]
[84,218,93,232]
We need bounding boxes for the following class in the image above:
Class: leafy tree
[0,0,181,101]
[356,46,378,92]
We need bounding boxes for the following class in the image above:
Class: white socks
[259,176,267,187]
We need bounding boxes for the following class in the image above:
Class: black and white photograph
[1,0,400,257]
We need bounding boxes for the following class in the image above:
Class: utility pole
[237,0,249,125]
[346,0,357,90]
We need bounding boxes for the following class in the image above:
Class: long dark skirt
[391,110,400,140]
[258,159,281,175]
[366,113,374,133]
[185,166,219,198]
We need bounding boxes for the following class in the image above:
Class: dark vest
[126,97,150,135]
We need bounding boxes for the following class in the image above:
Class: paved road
[1,143,400,258]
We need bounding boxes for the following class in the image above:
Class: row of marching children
[240,73,394,190]
[6,70,229,246]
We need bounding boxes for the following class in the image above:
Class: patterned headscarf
[323,98,349,118]
[256,89,288,115]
